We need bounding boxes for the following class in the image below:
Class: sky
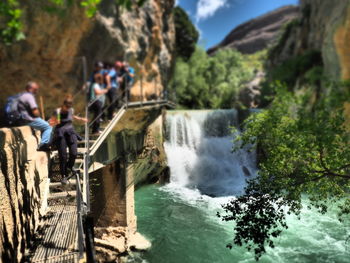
[176,0,299,49]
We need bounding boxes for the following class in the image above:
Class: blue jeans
[29,117,52,145]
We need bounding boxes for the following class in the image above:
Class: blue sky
[176,0,299,49]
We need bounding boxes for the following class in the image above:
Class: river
[133,110,350,263]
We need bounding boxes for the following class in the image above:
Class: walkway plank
[31,205,79,263]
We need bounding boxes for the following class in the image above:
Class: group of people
[87,61,135,134]
[4,60,135,182]
[6,82,85,181]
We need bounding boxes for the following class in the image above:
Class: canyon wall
[0,0,175,117]
[0,127,48,262]
[269,0,350,80]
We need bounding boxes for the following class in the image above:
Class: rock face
[0,0,175,117]
[239,71,265,108]
[88,106,168,260]
[207,5,299,55]
[0,127,49,262]
[81,0,175,100]
[269,0,350,80]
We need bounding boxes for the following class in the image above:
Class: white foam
[165,110,256,197]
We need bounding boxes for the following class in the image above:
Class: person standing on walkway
[49,95,87,181]
[105,61,122,120]
[88,61,105,84]
[18,81,52,151]
[123,61,135,87]
[88,73,109,134]
[120,62,135,101]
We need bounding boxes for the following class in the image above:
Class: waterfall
[135,110,350,263]
[164,110,256,197]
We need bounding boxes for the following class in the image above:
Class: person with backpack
[105,61,122,120]
[7,81,52,151]
[123,61,135,87]
[88,73,109,134]
[120,62,135,101]
[88,61,105,84]
[49,95,87,182]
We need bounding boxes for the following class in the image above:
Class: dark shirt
[53,108,73,129]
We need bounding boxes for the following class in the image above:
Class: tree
[218,83,350,260]
[173,6,199,60]
[170,47,257,109]
[0,0,146,44]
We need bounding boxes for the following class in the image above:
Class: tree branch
[292,174,328,187]
[318,148,350,179]
[334,163,350,172]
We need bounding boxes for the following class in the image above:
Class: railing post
[82,54,90,212]
[76,172,85,258]
[125,76,128,109]
[164,88,168,101]
[154,78,157,100]
[84,216,97,263]
[140,74,143,106]
[157,78,161,102]
[84,105,90,212]
[82,56,88,92]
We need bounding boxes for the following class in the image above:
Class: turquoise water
[134,110,350,263]
[135,185,350,263]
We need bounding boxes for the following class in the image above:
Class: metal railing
[74,63,174,261]
[76,78,133,261]
[75,170,85,258]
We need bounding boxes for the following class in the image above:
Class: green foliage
[219,83,350,260]
[81,0,102,17]
[269,18,300,60]
[0,0,24,44]
[260,50,323,107]
[0,0,147,44]
[270,50,323,87]
[173,6,199,60]
[170,47,263,109]
[304,65,324,85]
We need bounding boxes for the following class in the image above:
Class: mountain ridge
[207,5,299,55]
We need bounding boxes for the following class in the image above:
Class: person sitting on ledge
[18,81,52,152]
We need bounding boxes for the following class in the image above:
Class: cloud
[196,0,228,22]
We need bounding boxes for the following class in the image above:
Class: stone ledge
[0,126,49,262]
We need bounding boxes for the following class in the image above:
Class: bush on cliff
[219,82,350,260]
[0,0,146,44]
[170,47,263,109]
[260,50,324,107]
[173,6,199,60]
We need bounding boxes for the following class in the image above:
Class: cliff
[207,5,299,55]
[0,127,49,262]
[269,0,350,80]
[88,106,169,262]
[0,0,175,116]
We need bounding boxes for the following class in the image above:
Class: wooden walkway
[31,204,80,263]
[28,100,175,263]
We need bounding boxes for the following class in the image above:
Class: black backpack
[4,93,24,126]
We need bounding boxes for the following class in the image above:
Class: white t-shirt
[93,83,106,106]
